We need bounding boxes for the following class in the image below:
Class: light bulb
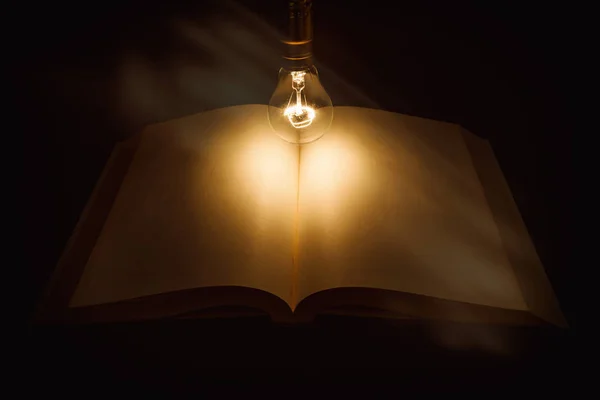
[268,65,333,144]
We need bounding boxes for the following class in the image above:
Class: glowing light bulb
[268,65,333,144]
[283,71,315,129]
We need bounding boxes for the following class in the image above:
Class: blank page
[296,107,527,311]
[70,105,299,307]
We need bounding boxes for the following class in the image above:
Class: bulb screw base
[282,0,313,68]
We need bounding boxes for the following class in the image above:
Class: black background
[21,0,574,391]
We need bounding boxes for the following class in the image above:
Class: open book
[37,105,565,326]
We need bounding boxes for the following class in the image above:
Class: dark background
[22,0,574,391]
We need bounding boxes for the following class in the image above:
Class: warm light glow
[268,66,333,144]
[299,128,371,233]
[282,70,316,129]
[283,105,316,128]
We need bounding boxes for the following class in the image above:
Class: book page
[295,107,527,311]
[70,105,299,308]
[461,128,566,326]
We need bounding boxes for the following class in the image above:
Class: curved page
[70,105,299,308]
[296,107,527,312]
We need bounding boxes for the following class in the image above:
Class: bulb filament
[284,71,315,129]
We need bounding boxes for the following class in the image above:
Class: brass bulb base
[282,0,313,68]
